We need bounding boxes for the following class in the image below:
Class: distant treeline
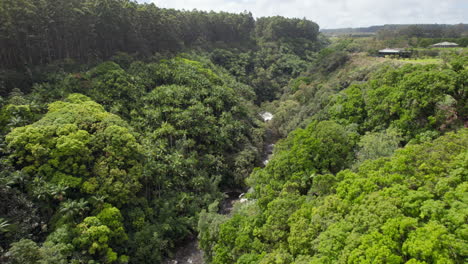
[415,37,468,48]
[322,25,385,35]
[0,0,319,69]
[323,24,468,38]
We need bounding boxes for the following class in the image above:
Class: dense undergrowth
[0,1,324,262]
[0,1,467,264]
[198,54,468,264]
[200,128,467,264]
[0,56,267,264]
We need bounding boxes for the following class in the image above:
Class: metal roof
[432,42,459,46]
[379,48,403,53]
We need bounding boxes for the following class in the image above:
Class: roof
[379,48,405,53]
[432,42,459,46]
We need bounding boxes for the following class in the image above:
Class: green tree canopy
[6,94,143,206]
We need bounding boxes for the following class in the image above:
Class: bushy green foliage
[74,206,128,263]
[330,62,466,138]
[198,53,467,264]
[6,239,41,264]
[313,48,350,74]
[209,44,316,104]
[134,57,263,187]
[1,4,466,263]
[255,16,322,58]
[0,89,38,133]
[202,129,468,263]
[0,53,270,263]
[0,0,323,97]
[6,94,143,205]
[256,17,319,43]
[356,128,403,163]
[248,120,357,204]
[267,52,383,138]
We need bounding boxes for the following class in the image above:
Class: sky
[137,0,468,29]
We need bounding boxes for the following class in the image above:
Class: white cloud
[145,0,468,28]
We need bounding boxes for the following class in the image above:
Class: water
[263,144,275,165]
[164,112,275,264]
[164,240,204,264]
[164,192,242,264]
[260,112,273,122]
[261,112,275,165]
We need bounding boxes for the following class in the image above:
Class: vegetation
[198,34,468,264]
[396,58,444,65]
[323,24,468,41]
[0,0,322,98]
[0,55,268,263]
[200,129,467,263]
[0,1,467,264]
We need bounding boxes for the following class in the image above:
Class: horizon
[139,0,467,29]
[321,23,468,31]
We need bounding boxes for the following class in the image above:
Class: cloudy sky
[137,0,467,29]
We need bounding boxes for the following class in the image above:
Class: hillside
[0,1,467,264]
[322,24,468,37]
[198,44,468,264]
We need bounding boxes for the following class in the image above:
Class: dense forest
[199,60,467,263]
[0,0,467,264]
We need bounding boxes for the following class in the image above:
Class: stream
[163,112,275,264]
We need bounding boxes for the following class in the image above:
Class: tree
[59,199,89,223]
[74,206,128,264]
[203,129,468,263]
[0,218,10,233]
[6,94,143,206]
[356,128,402,163]
[6,239,41,264]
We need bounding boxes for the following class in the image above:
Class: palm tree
[0,137,7,153]
[33,183,50,202]
[59,199,89,223]
[51,185,68,201]
[7,116,24,128]
[90,195,107,211]
[0,218,10,233]
[8,171,30,191]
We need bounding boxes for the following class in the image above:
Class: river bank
[164,112,276,264]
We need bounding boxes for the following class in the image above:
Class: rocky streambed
[163,191,247,264]
[164,112,275,264]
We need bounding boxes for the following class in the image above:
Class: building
[378,48,411,58]
[431,42,459,48]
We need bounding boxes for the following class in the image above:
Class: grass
[412,47,468,52]
[396,58,444,64]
